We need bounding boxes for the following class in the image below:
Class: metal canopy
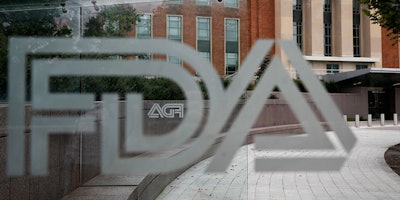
[322,68,400,88]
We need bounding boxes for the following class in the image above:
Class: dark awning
[322,68,400,88]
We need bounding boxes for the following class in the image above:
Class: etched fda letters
[7,38,356,176]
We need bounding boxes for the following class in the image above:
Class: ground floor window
[356,64,368,70]
[326,64,339,74]
[226,53,238,75]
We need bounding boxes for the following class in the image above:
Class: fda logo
[148,103,184,119]
[7,38,356,176]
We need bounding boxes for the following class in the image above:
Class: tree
[0,9,72,100]
[359,0,400,43]
[84,4,140,37]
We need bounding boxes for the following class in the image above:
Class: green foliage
[293,79,307,92]
[222,78,231,88]
[84,5,140,37]
[197,77,232,100]
[197,80,209,100]
[247,82,255,90]
[269,94,278,99]
[323,81,340,93]
[360,0,400,43]
[293,79,341,93]
[69,76,185,101]
[255,55,271,81]
[347,116,367,121]
[0,9,71,101]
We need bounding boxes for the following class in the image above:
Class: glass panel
[225,0,239,8]
[326,64,339,74]
[197,17,210,40]
[196,0,211,6]
[3,1,388,200]
[353,0,361,57]
[226,19,238,42]
[168,16,182,40]
[137,14,152,38]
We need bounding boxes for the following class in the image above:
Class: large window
[353,0,361,57]
[293,0,302,50]
[136,14,152,39]
[136,14,152,60]
[197,17,211,61]
[356,64,368,70]
[225,19,239,75]
[226,53,238,75]
[168,16,182,65]
[167,16,182,41]
[225,0,238,8]
[324,0,332,56]
[196,0,211,6]
[168,56,182,65]
[197,17,210,41]
[326,64,339,74]
[226,19,238,42]
[167,0,183,4]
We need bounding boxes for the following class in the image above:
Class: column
[303,0,324,56]
[361,14,382,67]
[274,0,293,75]
[332,0,353,57]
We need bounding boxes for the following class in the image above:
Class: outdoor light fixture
[91,0,100,11]
[60,0,67,13]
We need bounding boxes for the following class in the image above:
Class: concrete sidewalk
[156,126,400,200]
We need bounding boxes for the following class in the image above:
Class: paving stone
[157,127,400,200]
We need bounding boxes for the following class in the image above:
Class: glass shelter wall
[0,1,254,199]
[0,0,389,200]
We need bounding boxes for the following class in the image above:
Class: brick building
[130,0,253,75]
[126,0,399,117]
[127,0,399,77]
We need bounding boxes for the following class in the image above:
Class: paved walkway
[156,126,400,200]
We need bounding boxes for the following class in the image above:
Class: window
[225,19,239,75]
[326,64,339,74]
[353,0,361,57]
[197,17,210,40]
[356,64,368,70]
[293,0,302,50]
[225,0,238,8]
[136,15,152,60]
[199,52,211,61]
[137,54,151,60]
[226,19,238,42]
[168,56,182,66]
[196,0,211,6]
[324,0,332,56]
[168,16,182,65]
[136,14,152,39]
[197,17,211,61]
[167,0,182,4]
[167,16,182,41]
[226,53,238,75]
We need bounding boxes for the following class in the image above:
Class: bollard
[368,114,372,127]
[394,113,398,126]
[381,113,385,126]
[355,114,360,128]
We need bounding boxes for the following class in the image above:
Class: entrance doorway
[368,90,395,119]
[368,90,385,119]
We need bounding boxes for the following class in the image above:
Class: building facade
[127,0,400,77]
[130,0,251,75]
